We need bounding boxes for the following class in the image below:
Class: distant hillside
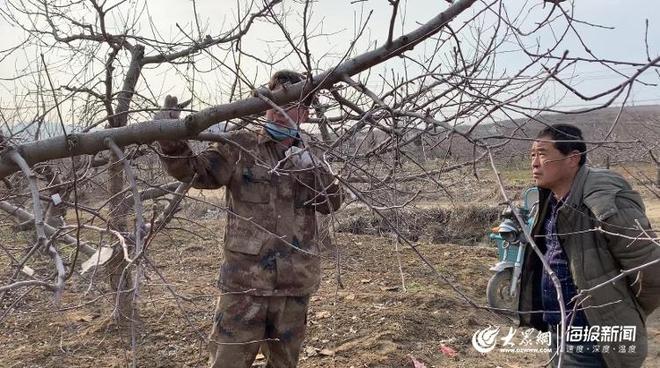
[480,104,660,136]
[455,104,660,166]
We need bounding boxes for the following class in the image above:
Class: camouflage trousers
[208,293,310,368]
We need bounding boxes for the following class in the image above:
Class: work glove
[155,95,190,152]
[154,95,185,120]
[285,146,317,169]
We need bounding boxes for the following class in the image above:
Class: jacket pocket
[225,215,269,255]
[583,270,623,304]
[238,166,271,204]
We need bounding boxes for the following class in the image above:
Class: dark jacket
[519,165,660,368]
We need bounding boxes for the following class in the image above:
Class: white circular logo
[472,326,501,353]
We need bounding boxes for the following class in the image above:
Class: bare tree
[0,0,659,366]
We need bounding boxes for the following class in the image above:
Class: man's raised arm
[155,95,235,189]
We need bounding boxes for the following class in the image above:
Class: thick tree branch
[0,0,477,179]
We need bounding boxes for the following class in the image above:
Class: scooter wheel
[487,269,518,313]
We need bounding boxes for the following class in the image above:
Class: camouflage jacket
[159,129,342,296]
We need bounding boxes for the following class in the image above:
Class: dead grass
[335,205,500,245]
[0,160,658,367]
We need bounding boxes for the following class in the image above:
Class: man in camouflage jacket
[156,70,342,368]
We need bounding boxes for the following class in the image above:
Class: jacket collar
[532,165,590,235]
[564,165,590,209]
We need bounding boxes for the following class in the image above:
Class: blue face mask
[265,121,299,141]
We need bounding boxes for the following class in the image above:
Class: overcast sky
[0,0,659,125]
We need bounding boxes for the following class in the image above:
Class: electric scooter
[486,187,539,312]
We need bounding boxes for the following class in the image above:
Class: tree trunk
[106,152,134,330]
[106,45,144,332]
